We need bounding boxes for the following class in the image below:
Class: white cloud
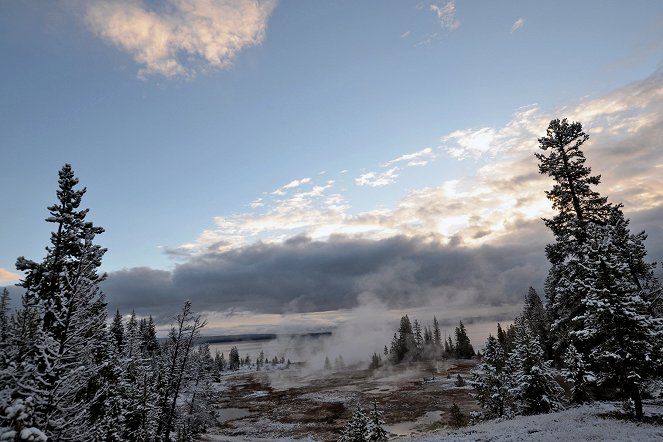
[355,167,400,187]
[176,69,663,256]
[511,18,525,33]
[430,1,460,32]
[0,268,20,284]
[272,177,312,195]
[85,0,277,79]
[381,147,435,167]
[249,198,264,208]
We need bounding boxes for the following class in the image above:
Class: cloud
[381,147,435,167]
[272,177,312,195]
[355,167,400,187]
[430,1,460,32]
[84,0,277,78]
[103,235,549,321]
[113,68,663,329]
[0,268,20,285]
[511,18,525,33]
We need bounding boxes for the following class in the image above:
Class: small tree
[507,319,563,415]
[448,403,467,428]
[338,404,369,442]
[562,343,594,404]
[471,335,512,418]
[454,321,475,359]
[367,401,388,442]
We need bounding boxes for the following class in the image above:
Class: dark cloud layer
[101,233,553,321]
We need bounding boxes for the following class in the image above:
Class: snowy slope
[413,402,663,442]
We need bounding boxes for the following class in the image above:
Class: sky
[2,0,663,336]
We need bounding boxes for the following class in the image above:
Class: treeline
[0,165,215,441]
[369,315,475,369]
[472,119,662,421]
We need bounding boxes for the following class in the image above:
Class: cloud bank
[85,0,277,78]
[102,68,663,328]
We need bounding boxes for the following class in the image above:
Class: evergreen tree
[454,321,474,358]
[446,335,454,357]
[367,401,388,442]
[572,219,660,419]
[496,323,507,352]
[391,315,417,363]
[413,319,423,354]
[0,288,10,345]
[471,335,512,418]
[562,343,594,404]
[507,318,562,415]
[432,316,442,348]
[324,356,332,370]
[369,353,381,370]
[228,347,240,371]
[156,301,207,441]
[338,404,369,442]
[110,309,124,353]
[537,119,661,418]
[523,287,550,357]
[448,403,467,428]
[8,164,110,440]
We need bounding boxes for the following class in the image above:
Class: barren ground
[201,359,480,441]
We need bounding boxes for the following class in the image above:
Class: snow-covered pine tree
[367,401,388,442]
[571,218,660,419]
[537,120,661,418]
[470,335,512,418]
[182,344,216,435]
[110,309,124,354]
[338,403,369,442]
[10,164,110,440]
[507,318,563,415]
[156,301,206,441]
[522,287,550,357]
[0,288,10,345]
[413,319,423,355]
[562,343,594,404]
[536,119,612,355]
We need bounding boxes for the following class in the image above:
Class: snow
[411,402,663,441]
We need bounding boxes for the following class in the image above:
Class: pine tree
[572,219,660,419]
[413,319,423,355]
[471,335,512,418]
[8,164,110,440]
[432,316,442,348]
[448,403,467,428]
[324,356,332,370]
[338,404,369,442]
[367,401,388,442]
[0,288,10,345]
[562,343,594,404]
[454,321,474,359]
[156,301,207,441]
[537,120,662,419]
[110,309,124,353]
[507,318,562,415]
[523,287,550,357]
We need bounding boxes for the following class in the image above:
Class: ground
[201,359,482,441]
[200,361,663,441]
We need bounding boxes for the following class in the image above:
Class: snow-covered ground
[413,402,663,441]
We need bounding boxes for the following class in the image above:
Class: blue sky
[2,1,663,333]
